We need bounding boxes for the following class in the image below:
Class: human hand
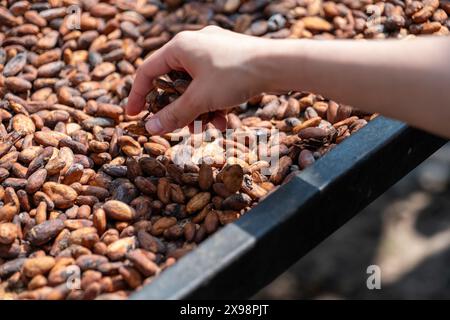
[126,26,270,134]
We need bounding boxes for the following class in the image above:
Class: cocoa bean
[151,217,177,236]
[220,164,244,193]
[126,250,160,277]
[119,266,142,289]
[103,200,136,221]
[137,230,166,254]
[3,53,27,77]
[107,237,136,261]
[298,149,315,169]
[186,192,211,214]
[270,156,293,185]
[222,193,252,211]
[204,211,220,234]
[76,254,108,271]
[0,258,26,279]
[0,223,18,245]
[5,77,32,92]
[26,168,47,194]
[26,219,64,246]
[23,256,55,278]
[42,182,77,209]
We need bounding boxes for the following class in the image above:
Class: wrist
[247,38,309,94]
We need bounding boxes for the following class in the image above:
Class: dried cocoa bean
[42,182,77,209]
[126,250,160,277]
[103,200,136,221]
[26,219,64,246]
[222,193,252,211]
[186,192,211,214]
[0,223,18,245]
[23,256,55,278]
[107,237,136,261]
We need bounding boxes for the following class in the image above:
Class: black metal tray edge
[130,117,447,300]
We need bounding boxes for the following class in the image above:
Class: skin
[126,26,450,139]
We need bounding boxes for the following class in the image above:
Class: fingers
[187,111,227,133]
[145,83,204,135]
[126,48,171,116]
[210,111,228,131]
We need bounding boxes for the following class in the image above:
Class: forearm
[253,37,450,138]
[127,27,450,137]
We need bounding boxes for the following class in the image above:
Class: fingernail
[145,117,163,135]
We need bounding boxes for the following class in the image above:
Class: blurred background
[256,142,450,299]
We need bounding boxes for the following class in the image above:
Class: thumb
[145,82,205,135]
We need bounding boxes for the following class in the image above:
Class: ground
[256,143,450,299]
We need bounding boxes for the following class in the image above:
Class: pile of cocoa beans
[0,0,448,300]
